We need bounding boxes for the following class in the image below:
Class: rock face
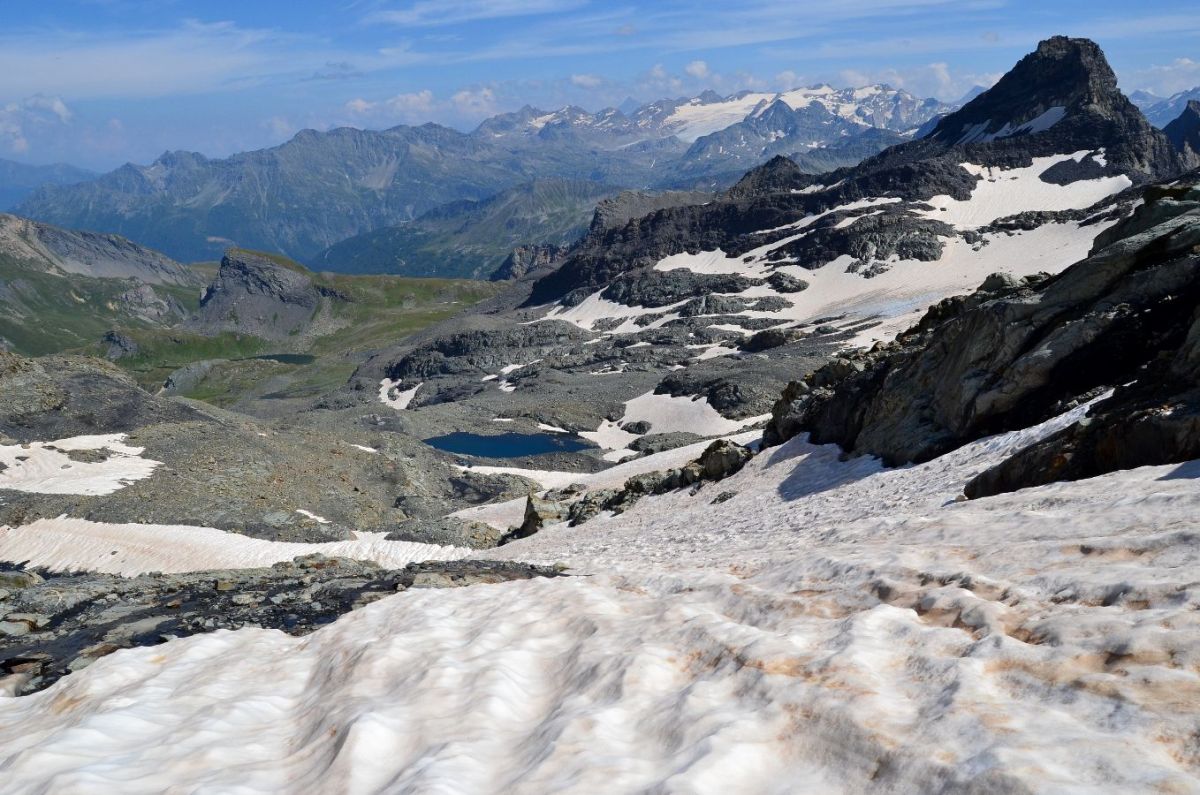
[490,243,568,281]
[0,556,564,696]
[1164,100,1200,166]
[187,249,341,341]
[764,172,1200,488]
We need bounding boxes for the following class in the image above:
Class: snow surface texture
[918,152,1132,229]
[0,434,160,496]
[4,402,1200,792]
[0,519,471,576]
[541,159,1128,353]
[379,378,421,410]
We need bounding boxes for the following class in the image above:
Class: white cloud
[343,86,503,128]
[344,90,436,122]
[570,73,603,89]
[775,70,805,89]
[0,95,74,154]
[263,115,296,139]
[450,86,498,116]
[1128,57,1200,97]
[684,60,709,79]
[837,62,999,101]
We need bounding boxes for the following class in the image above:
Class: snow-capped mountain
[1141,86,1200,128]
[527,36,1184,351]
[630,84,947,143]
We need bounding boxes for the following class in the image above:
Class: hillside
[314,179,621,278]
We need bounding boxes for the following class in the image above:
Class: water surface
[423,431,592,459]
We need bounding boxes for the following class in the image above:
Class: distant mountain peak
[927,36,1127,147]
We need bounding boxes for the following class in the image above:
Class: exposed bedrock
[764,175,1200,485]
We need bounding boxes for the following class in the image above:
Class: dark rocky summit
[1164,100,1200,167]
[764,171,1200,495]
[0,556,564,696]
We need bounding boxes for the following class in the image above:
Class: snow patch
[919,152,1132,229]
[379,378,421,410]
[0,434,160,496]
[0,517,471,576]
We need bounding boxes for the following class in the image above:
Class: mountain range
[14,84,948,267]
[1132,86,1200,128]
[0,158,94,210]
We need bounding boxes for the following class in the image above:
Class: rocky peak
[726,155,808,199]
[489,243,568,281]
[1164,100,1200,165]
[927,37,1126,146]
[188,249,337,341]
[913,36,1184,180]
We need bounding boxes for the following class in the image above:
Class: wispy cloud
[366,0,587,28]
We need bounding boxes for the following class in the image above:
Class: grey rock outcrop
[0,557,564,696]
[764,172,1200,489]
[1164,100,1200,167]
[490,243,568,281]
[187,249,343,341]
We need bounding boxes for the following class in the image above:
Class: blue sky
[2,0,1198,170]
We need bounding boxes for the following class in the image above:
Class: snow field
[0,434,160,496]
[4,402,1199,791]
[0,518,472,576]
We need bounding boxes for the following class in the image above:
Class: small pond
[423,431,593,459]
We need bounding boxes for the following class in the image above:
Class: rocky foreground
[0,557,562,697]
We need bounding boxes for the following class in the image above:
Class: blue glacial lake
[423,431,593,458]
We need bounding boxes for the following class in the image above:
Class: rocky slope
[764,170,1200,491]
[0,349,540,543]
[0,213,202,355]
[1164,100,1200,165]
[0,212,197,285]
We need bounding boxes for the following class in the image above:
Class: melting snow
[579,391,767,462]
[919,151,1132,229]
[0,517,471,576]
[0,434,160,496]
[379,378,422,410]
[6,401,1200,791]
[955,106,1068,144]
